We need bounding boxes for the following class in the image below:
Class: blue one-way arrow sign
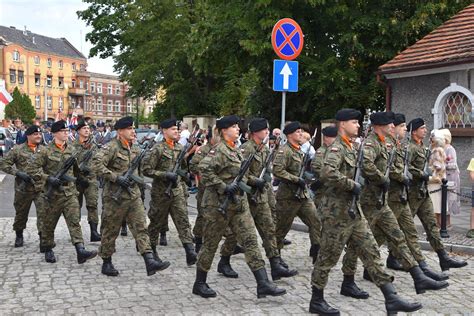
[273,59,298,92]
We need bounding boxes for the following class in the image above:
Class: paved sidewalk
[0,215,472,315]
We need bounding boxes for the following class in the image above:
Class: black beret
[160,118,177,129]
[96,121,105,127]
[216,115,240,129]
[75,119,89,131]
[248,118,268,133]
[51,120,68,133]
[335,108,361,121]
[114,116,134,130]
[407,118,425,132]
[269,135,277,141]
[370,111,394,125]
[283,121,301,135]
[25,125,41,136]
[322,126,338,137]
[394,113,406,126]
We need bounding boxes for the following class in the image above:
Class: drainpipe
[377,73,391,111]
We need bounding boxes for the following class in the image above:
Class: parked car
[0,127,15,156]
[136,128,158,144]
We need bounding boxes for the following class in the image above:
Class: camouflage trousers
[77,179,99,224]
[148,188,194,246]
[275,197,321,249]
[41,192,84,248]
[197,199,265,272]
[267,188,278,225]
[13,189,44,234]
[193,186,205,238]
[99,196,152,258]
[312,199,393,289]
[408,191,445,252]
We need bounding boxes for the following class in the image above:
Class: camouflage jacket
[72,138,97,180]
[241,138,270,204]
[0,143,44,192]
[189,143,212,177]
[408,138,428,187]
[141,140,186,195]
[92,138,142,200]
[387,135,406,202]
[310,143,328,202]
[26,141,79,197]
[273,142,310,200]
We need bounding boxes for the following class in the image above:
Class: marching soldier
[193,115,286,299]
[407,118,467,271]
[0,125,45,249]
[73,120,101,242]
[26,120,97,264]
[141,118,197,266]
[272,121,321,263]
[92,116,170,276]
[310,108,422,315]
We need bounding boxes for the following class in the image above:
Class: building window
[91,99,96,111]
[72,63,76,71]
[59,60,63,69]
[80,64,85,71]
[47,58,52,68]
[79,80,84,89]
[35,73,40,86]
[127,101,133,113]
[114,101,120,112]
[443,92,473,128]
[47,96,52,110]
[107,84,112,95]
[97,98,102,111]
[34,55,40,65]
[35,95,41,109]
[18,71,24,84]
[12,50,19,62]
[9,69,16,83]
[58,77,64,89]
[90,82,95,93]
[59,97,63,110]
[71,79,76,88]
[46,75,52,88]
[115,85,120,95]
[71,98,76,108]
[97,83,102,93]
[107,100,113,112]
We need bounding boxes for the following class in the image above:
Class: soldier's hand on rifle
[253,178,266,191]
[380,177,390,191]
[76,177,89,189]
[421,172,431,182]
[47,176,63,188]
[296,177,306,189]
[402,175,411,186]
[16,171,32,183]
[165,172,178,185]
[351,181,362,196]
[224,182,240,195]
[81,167,91,176]
[116,175,131,188]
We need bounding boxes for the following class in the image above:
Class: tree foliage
[5,87,36,124]
[78,0,471,125]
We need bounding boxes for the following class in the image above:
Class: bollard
[440,178,450,238]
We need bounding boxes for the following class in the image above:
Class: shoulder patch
[278,150,284,153]
[330,147,340,152]
[365,142,373,146]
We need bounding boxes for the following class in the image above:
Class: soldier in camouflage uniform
[193,115,286,299]
[310,109,422,315]
[26,120,97,264]
[73,120,101,242]
[92,117,170,276]
[0,125,45,249]
[272,121,321,263]
[407,118,467,271]
[359,111,448,293]
[142,118,197,266]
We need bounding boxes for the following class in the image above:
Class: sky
[0,0,116,75]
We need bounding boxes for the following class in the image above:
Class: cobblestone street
[0,215,472,315]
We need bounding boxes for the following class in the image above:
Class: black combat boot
[419,260,449,281]
[183,243,197,266]
[309,244,320,264]
[195,236,203,254]
[363,268,373,282]
[233,244,244,255]
[89,222,101,242]
[380,282,422,314]
[283,238,292,246]
[45,248,56,263]
[143,252,170,276]
[437,249,468,271]
[309,286,340,315]
[386,253,404,271]
[75,243,98,264]
[193,268,217,298]
[120,221,128,236]
[340,275,369,299]
[409,266,449,294]
[102,257,119,276]
[151,245,163,262]
[269,257,298,281]
[252,268,286,298]
[159,232,167,246]
[14,230,24,247]
[217,256,238,278]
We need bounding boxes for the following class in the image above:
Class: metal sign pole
[280,91,286,132]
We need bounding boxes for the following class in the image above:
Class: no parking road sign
[271,18,304,60]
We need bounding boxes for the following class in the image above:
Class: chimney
[23,25,28,35]
[32,36,35,44]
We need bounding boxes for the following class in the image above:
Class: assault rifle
[376,134,399,209]
[400,126,412,204]
[250,136,281,202]
[78,137,96,175]
[295,129,317,200]
[420,144,432,198]
[218,137,268,217]
[45,149,82,200]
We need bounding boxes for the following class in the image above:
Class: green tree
[4,87,36,124]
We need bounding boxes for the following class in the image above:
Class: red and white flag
[0,86,13,104]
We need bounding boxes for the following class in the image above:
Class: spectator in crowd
[439,129,461,218]
[301,131,316,160]
[467,158,474,238]
[179,122,190,146]
[428,130,448,228]
[272,128,281,138]
[15,124,27,144]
